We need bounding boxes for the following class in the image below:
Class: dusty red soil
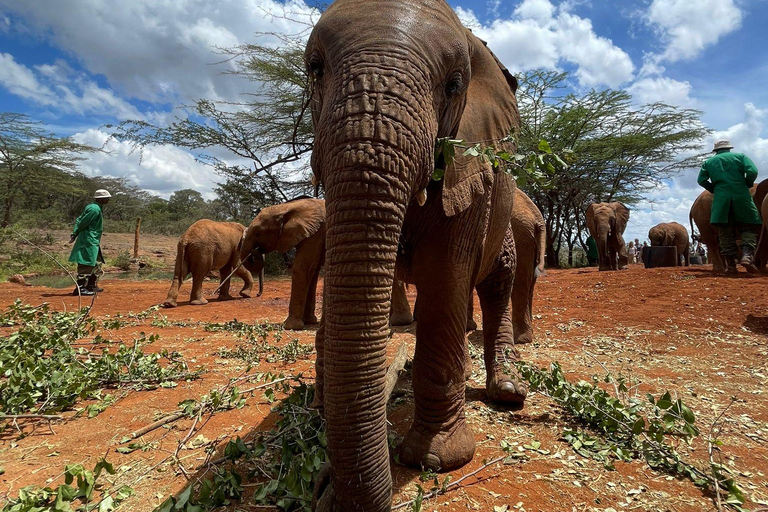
[1,264,767,512]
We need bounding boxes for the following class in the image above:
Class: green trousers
[715,223,758,256]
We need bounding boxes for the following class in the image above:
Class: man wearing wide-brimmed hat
[697,140,761,273]
[69,189,111,295]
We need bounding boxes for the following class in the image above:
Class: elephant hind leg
[476,266,527,407]
[217,264,234,300]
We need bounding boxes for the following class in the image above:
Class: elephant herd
[156,1,767,510]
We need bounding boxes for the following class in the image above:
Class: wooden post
[133,217,141,259]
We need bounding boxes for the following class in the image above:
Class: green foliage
[515,361,746,509]
[0,458,133,512]
[153,382,325,512]
[110,250,132,271]
[211,320,313,365]
[433,135,572,189]
[0,300,200,416]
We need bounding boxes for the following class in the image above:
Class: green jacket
[697,150,761,225]
[69,203,104,266]
[586,236,598,259]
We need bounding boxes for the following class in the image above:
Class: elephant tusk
[417,188,427,206]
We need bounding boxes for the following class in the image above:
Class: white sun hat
[712,140,734,152]
[94,189,112,199]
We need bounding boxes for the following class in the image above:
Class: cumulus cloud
[0,0,318,106]
[647,0,742,63]
[626,76,694,107]
[72,129,219,198]
[456,0,634,88]
[0,53,141,119]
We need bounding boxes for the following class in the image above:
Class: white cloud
[647,0,742,63]
[626,76,694,106]
[458,0,635,88]
[626,102,768,243]
[0,0,319,106]
[0,52,141,119]
[72,129,218,198]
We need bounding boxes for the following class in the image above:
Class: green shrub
[111,250,132,271]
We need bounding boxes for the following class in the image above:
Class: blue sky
[1,0,767,243]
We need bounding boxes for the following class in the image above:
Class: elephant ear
[585,204,598,234]
[275,198,326,253]
[440,31,520,217]
[612,202,630,235]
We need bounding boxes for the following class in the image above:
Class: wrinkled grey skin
[305,1,528,510]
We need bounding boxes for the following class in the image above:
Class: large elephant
[164,220,257,307]
[690,185,757,273]
[585,202,630,271]
[648,221,690,266]
[466,188,546,344]
[240,197,415,330]
[240,198,326,330]
[752,179,768,270]
[306,2,527,510]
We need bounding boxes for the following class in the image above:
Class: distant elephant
[586,202,630,271]
[240,198,326,331]
[240,198,414,330]
[306,2,528,510]
[648,222,690,266]
[466,189,546,344]
[690,185,757,273]
[164,220,257,307]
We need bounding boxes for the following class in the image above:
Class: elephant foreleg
[390,277,414,326]
[465,293,478,331]
[476,265,528,406]
[511,264,535,345]
[286,233,324,330]
[302,266,320,325]
[235,264,254,297]
[399,268,475,472]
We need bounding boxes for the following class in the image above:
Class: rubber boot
[739,246,759,274]
[723,255,739,275]
[72,276,94,296]
[87,274,103,293]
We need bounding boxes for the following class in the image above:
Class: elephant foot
[399,420,476,471]
[283,317,305,330]
[465,316,478,332]
[514,331,533,345]
[218,293,234,300]
[163,300,177,308]
[390,312,414,326]
[240,290,252,298]
[303,315,319,325]
[190,298,208,305]
[486,370,528,407]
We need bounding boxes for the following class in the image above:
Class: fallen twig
[390,456,505,510]
[0,414,64,421]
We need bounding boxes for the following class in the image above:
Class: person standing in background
[69,189,111,295]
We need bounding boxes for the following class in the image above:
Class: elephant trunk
[320,178,407,511]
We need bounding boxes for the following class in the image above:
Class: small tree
[0,112,98,227]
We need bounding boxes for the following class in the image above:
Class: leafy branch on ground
[515,360,747,510]
[0,458,133,512]
[153,380,324,512]
[208,320,313,365]
[0,300,200,419]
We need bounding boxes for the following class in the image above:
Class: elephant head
[240,198,326,296]
[306,1,519,510]
[586,202,630,271]
[648,224,672,246]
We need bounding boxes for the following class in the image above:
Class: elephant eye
[444,73,464,98]
[309,58,324,79]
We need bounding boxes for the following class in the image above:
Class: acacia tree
[109,29,316,209]
[0,112,98,227]
[516,71,709,267]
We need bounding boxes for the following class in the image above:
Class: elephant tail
[689,208,697,240]
[534,216,547,277]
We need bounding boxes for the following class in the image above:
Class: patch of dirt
[1,264,767,512]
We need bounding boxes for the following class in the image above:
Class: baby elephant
[648,221,690,266]
[164,220,260,307]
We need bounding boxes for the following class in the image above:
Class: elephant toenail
[500,381,516,393]
[422,453,441,470]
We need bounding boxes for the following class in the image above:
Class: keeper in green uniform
[585,235,598,266]
[69,189,111,295]
[697,140,761,273]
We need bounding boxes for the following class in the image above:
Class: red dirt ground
[1,264,767,512]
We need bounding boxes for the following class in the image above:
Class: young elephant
[240,197,415,330]
[648,222,690,266]
[164,220,257,307]
[586,202,630,271]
